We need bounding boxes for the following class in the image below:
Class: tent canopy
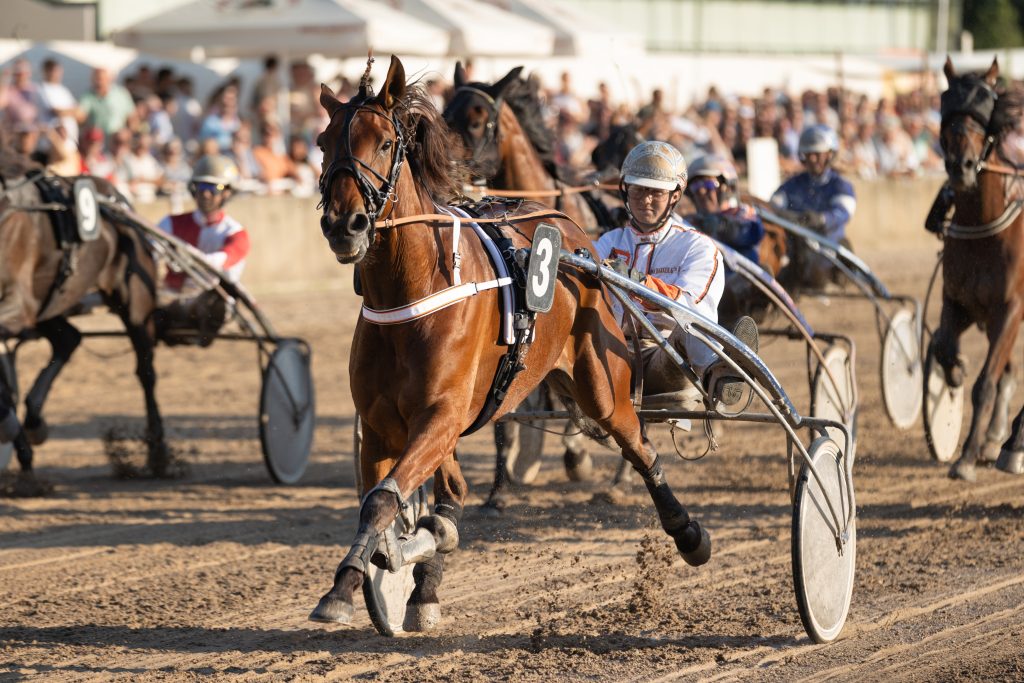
[110,0,449,60]
[382,0,556,58]
[478,0,643,57]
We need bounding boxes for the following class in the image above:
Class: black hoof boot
[309,592,354,624]
[996,449,1024,475]
[675,520,712,567]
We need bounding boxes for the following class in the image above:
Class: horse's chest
[943,246,1014,313]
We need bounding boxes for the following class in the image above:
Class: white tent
[477,0,643,57]
[379,0,556,58]
[110,0,450,60]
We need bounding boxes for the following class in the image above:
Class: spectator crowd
[0,53,949,207]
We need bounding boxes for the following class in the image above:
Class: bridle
[317,98,407,239]
[940,75,999,177]
[443,86,504,177]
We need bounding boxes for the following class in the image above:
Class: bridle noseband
[318,100,408,234]
[443,86,504,177]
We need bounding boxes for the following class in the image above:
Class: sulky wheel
[810,345,857,460]
[881,308,923,430]
[792,437,856,644]
[922,347,964,463]
[259,338,315,484]
[0,345,18,471]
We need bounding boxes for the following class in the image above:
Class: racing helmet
[797,124,839,156]
[190,154,240,191]
[620,141,687,191]
[687,153,738,190]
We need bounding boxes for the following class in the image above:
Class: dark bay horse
[937,57,1024,480]
[309,55,711,630]
[442,63,607,230]
[0,140,167,491]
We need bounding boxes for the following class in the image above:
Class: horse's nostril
[345,213,370,235]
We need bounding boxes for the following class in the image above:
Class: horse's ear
[320,83,342,118]
[381,55,406,111]
[985,57,1000,85]
[454,61,467,88]
[943,55,956,82]
[492,66,524,99]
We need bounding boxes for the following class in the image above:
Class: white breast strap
[361,278,512,325]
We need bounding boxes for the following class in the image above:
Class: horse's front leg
[951,305,1022,481]
[406,451,466,631]
[23,317,82,445]
[310,411,463,626]
[931,296,972,388]
[981,362,1015,463]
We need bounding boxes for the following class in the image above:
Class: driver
[154,154,251,346]
[770,124,856,286]
[595,140,758,406]
[685,153,765,266]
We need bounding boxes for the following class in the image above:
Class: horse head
[442,64,523,183]
[591,123,645,177]
[941,56,999,192]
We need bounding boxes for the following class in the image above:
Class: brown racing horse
[309,55,712,630]
[0,135,168,493]
[937,57,1024,480]
[443,63,609,230]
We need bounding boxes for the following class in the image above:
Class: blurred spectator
[1,60,41,131]
[287,136,318,198]
[253,121,298,193]
[288,60,319,142]
[876,118,919,177]
[171,76,202,148]
[80,128,115,179]
[37,59,78,147]
[145,95,175,146]
[251,55,283,114]
[157,138,191,212]
[123,130,163,203]
[79,67,136,139]
[198,84,241,153]
[229,123,262,185]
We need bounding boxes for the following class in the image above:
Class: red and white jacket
[157,210,250,292]
[595,215,724,370]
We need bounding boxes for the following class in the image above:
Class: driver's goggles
[189,181,228,195]
[689,178,721,194]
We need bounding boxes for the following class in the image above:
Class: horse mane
[386,84,466,202]
[991,82,1024,139]
[501,77,558,178]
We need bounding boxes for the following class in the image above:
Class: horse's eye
[382,140,393,152]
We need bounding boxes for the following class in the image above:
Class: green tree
[964,0,1024,48]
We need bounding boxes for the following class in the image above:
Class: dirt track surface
[1,246,1023,682]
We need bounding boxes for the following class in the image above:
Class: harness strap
[361,278,512,325]
[379,208,576,230]
[451,214,462,286]
[947,199,1024,239]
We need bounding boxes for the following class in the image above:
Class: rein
[462,183,619,199]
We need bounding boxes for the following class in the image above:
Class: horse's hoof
[948,459,977,482]
[591,484,628,506]
[945,362,965,389]
[980,440,1002,464]
[0,471,54,498]
[308,593,353,624]
[677,520,712,567]
[996,449,1024,475]
[564,448,593,482]
[403,602,441,632]
[479,497,505,516]
[24,418,48,446]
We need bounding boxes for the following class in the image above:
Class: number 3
[531,238,552,298]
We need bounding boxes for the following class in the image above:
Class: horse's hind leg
[951,305,1022,481]
[121,318,169,477]
[567,346,711,565]
[981,363,1015,463]
[23,317,82,445]
[406,452,466,631]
